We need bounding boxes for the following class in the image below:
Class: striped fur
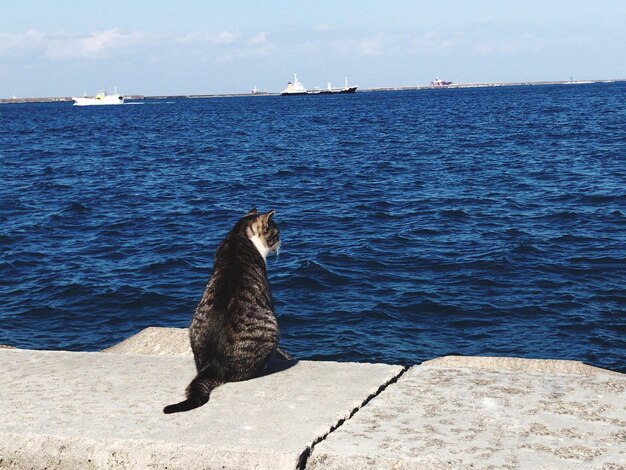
[163,208,282,414]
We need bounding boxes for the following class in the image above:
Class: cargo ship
[251,86,269,95]
[281,74,357,95]
[431,77,453,87]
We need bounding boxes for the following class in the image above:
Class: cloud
[356,35,386,57]
[351,32,455,58]
[314,24,333,32]
[177,31,240,46]
[477,16,494,24]
[0,30,45,57]
[409,32,454,51]
[471,32,591,57]
[48,29,144,59]
[248,32,267,46]
[473,41,520,56]
[0,28,273,63]
[174,30,274,62]
[0,29,144,60]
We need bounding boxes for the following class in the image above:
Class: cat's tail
[163,367,223,414]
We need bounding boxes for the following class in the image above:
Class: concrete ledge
[423,355,623,376]
[102,327,192,357]
[102,326,290,365]
[307,357,626,469]
[0,346,402,469]
[1,328,624,469]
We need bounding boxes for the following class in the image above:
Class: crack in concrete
[296,365,409,470]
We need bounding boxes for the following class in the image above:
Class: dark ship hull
[282,86,357,96]
[318,86,357,94]
[282,74,357,95]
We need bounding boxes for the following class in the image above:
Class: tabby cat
[163,208,282,414]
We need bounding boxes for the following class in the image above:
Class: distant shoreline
[2,78,625,104]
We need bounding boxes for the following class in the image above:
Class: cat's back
[198,228,272,317]
[163,209,283,413]
[189,209,280,369]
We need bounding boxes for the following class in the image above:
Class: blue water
[1,84,625,373]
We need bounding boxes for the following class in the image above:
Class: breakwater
[1,327,624,469]
[3,78,625,103]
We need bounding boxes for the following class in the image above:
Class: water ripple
[1,84,625,373]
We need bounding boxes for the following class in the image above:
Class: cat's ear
[246,208,258,217]
[264,209,276,221]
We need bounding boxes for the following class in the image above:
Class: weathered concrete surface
[0,348,402,469]
[102,326,192,356]
[307,356,626,469]
[426,355,623,376]
[3,328,624,469]
[102,326,291,364]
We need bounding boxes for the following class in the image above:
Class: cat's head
[244,208,280,260]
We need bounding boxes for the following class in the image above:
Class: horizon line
[2,77,626,102]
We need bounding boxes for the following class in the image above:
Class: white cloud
[174,30,274,62]
[0,30,45,57]
[217,41,274,62]
[47,29,144,59]
[177,31,240,46]
[213,31,239,45]
[314,24,333,32]
[471,32,590,57]
[0,29,144,60]
[352,32,450,58]
[248,32,267,46]
[357,35,385,57]
[473,42,520,56]
[410,32,454,51]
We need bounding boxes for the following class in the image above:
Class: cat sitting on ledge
[164,208,289,414]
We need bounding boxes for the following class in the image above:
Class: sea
[1,83,625,373]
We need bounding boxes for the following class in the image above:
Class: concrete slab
[0,349,403,469]
[425,355,623,376]
[102,327,192,356]
[102,326,294,366]
[307,356,626,469]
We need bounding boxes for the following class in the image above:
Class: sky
[2,0,626,98]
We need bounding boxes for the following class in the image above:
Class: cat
[163,208,284,414]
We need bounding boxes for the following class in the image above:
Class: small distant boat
[431,77,453,87]
[72,88,124,106]
[251,86,269,95]
[281,74,357,95]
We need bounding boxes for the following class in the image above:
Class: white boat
[72,88,124,106]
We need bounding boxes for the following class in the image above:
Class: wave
[3,84,626,373]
